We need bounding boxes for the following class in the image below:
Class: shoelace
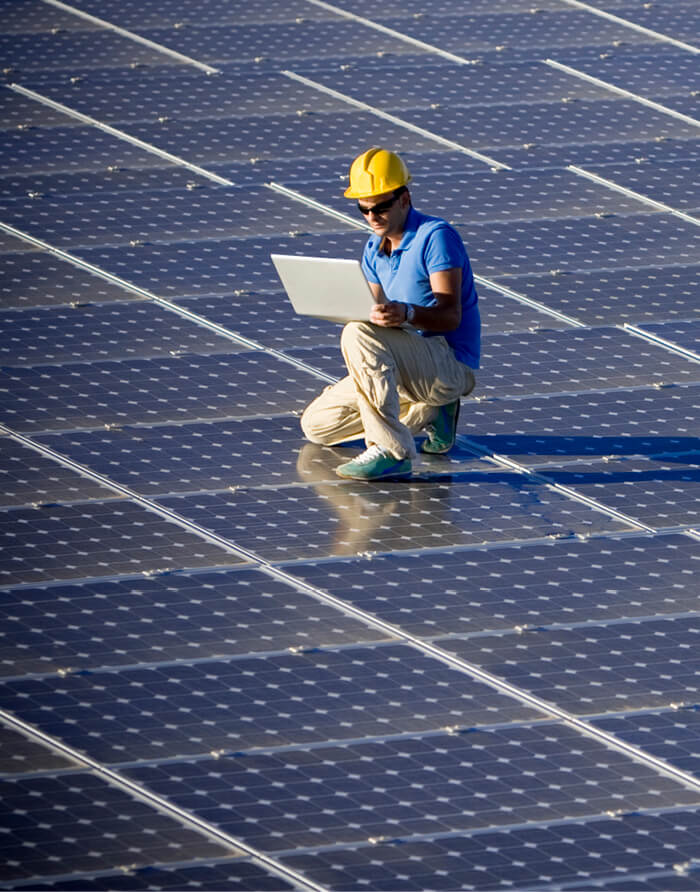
[352,444,386,464]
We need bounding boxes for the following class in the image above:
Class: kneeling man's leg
[341,321,418,460]
[300,375,364,446]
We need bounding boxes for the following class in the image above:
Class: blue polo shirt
[361,207,480,369]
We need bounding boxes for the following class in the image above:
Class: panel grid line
[40,0,221,73]
[0,220,336,384]
[4,428,700,796]
[558,0,700,54]
[0,709,327,892]
[569,164,700,226]
[281,70,510,169]
[545,58,700,126]
[7,83,234,183]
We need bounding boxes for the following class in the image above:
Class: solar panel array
[1,0,699,889]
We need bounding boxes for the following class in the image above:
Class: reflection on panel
[157,471,632,562]
[37,417,485,495]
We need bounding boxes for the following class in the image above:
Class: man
[301,147,480,480]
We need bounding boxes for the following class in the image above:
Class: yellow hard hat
[344,147,412,199]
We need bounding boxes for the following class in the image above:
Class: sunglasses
[357,193,401,216]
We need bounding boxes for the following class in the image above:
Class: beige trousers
[300,321,476,460]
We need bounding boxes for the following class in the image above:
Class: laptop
[271,254,379,323]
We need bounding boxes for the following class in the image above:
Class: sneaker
[335,444,412,480]
[421,399,460,454]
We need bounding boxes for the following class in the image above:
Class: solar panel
[0,302,247,365]
[1,0,699,889]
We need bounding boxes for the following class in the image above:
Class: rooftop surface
[1,0,699,889]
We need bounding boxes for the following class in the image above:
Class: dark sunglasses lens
[358,196,395,215]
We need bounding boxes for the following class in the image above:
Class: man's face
[357,189,408,238]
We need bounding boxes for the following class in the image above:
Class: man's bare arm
[369,268,462,330]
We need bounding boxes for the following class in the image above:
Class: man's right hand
[369,301,407,327]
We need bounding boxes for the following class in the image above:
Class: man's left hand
[369,301,407,327]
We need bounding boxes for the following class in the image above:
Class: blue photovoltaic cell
[6,861,297,891]
[0,164,213,201]
[291,59,613,111]
[29,70,350,125]
[0,232,40,255]
[478,326,700,396]
[0,352,322,433]
[75,230,369,297]
[280,809,700,891]
[286,533,700,638]
[582,160,700,212]
[542,454,700,529]
[0,500,244,587]
[0,93,79,131]
[0,0,104,34]
[457,385,700,466]
[36,416,485,496]
[0,32,180,73]
[596,3,700,44]
[593,708,700,776]
[125,110,445,167]
[156,472,632,562]
[473,283,575,334]
[0,771,231,884]
[0,251,142,309]
[0,567,381,676]
[136,21,428,67]
[124,725,700,852]
[491,136,700,173]
[0,125,185,176]
[556,48,700,99]
[437,615,700,715]
[459,214,700,278]
[637,320,700,355]
[0,723,77,774]
[0,185,355,250]
[374,9,655,55]
[493,265,700,325]
[0,644,539,762]
[176,291,347,349]
[0,436,116,507]
[0,302,246,366]
[28,0,339,29]
[399,100,699,153]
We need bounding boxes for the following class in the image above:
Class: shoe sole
[335,465,412,480]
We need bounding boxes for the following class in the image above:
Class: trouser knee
[299,403,328,444]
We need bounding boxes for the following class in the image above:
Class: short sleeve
[361,241,380,283]
[423,225,466,274]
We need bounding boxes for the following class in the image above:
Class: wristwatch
[404,303,416,324]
